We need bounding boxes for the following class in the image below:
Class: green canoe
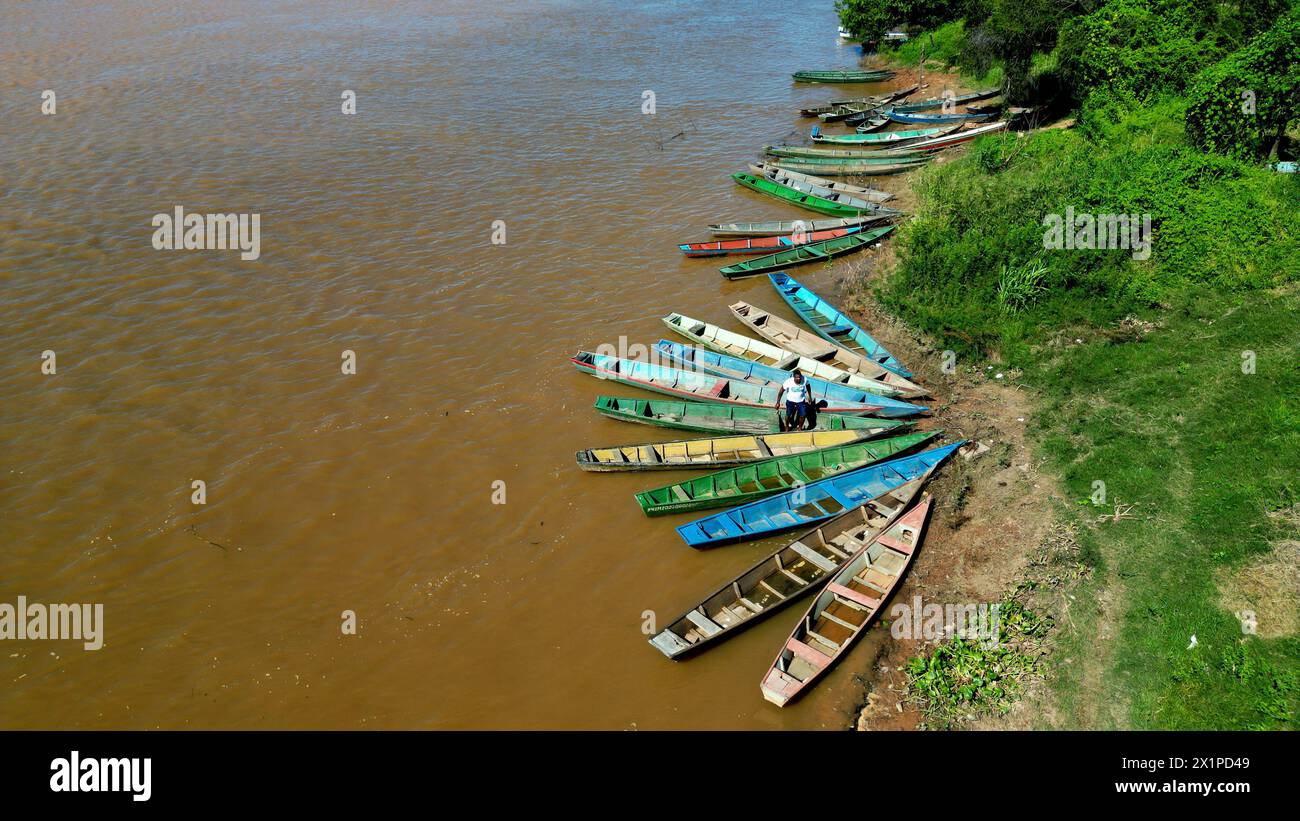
[634,430,940,516]
[731,172,878,217]
[719,226,893,279]
[810,125,959,146]
[793,69,895,84]
[765,144,931,161]
[592,396,909,436]
[767,160,922,176]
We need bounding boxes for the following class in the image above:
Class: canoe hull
[769,271,913,378]
[674,442,960,548]
[648,477,928,659]
[719,228,891,279]
[635,432,937,516]
[576,428,871,472]
[591,396,907,436]
[761,496,932,706]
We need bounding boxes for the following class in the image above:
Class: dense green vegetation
[837,0,1300,728]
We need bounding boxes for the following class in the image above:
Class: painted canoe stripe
[828,583,879,610]
[786,637,831,668]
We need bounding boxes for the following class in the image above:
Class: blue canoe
[768,272,912,378]
[652,340,926,417]
[571,352,900,416]
[885,110,993,125]
[675,442,962,548]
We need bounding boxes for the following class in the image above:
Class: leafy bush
[1185,7,1300,159]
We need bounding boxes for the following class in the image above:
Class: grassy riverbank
[839,0,1299,729]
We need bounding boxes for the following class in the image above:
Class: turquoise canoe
[652,340,926,416]
[768,271,912,378]
[675,442,962,547]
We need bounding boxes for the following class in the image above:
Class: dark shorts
[785,400,809,422]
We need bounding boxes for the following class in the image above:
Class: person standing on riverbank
[776,370,812,430]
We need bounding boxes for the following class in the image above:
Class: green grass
[1029,287,1300,728]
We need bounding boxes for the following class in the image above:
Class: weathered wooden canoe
[886,109,993,125]
[801,97,878,117]
[965,101,1004,116]
[847,111,889,129]
[748,164,893,204]
[811,124,960,146]
[571,352,895,415]
[675,442,959,547]
[891,88,1000,113]
[719,228,890,279]
[761,495,933,706]
[636,431,937,516]
[707,216,885,237]
[769,272,911,377]
[680,225,865,257]
[743,169,904,216]
[661,313,917,397]
[765,143,929,161]
[899,120,1007,151]
[724,303,927,396]
[592,396,909,436]
[576,428,870,472]
[653,341,926,417]
[793,69,895,84]
[767,159,922,176]
[812,86,917,121]
[731,172,883,217]
[649,477,927,658]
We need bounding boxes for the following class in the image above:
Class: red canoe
[679,226,861,257]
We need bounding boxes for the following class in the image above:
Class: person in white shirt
[776,369,813,430]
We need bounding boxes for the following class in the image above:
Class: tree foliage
[1185,6,1300,159]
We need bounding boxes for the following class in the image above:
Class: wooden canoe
[680,225,868,257]
[765,143,929,161]
[886,109,993,125]
[800,97,879,117]
[891,88,1000,113]
[576,428,870,472]
[761,495,933,706]
[792,69,895,84]
[707,216,885,237]
[768,159,923,176]
[636,431,937,517]
[731,172,883,217]
[811,124,961,146]
[748,164,893,203]
[675,443,958,548]
[812,85,918,121]
[652,341,926,417]
[571,352,896,415]
[799,86,917,116]
[591,396,909,437]
[898,120,1007,151]
[721,304,926,395]
[719,229,889,279]
[649,477,927,658]
[741,169,904,216]
[661,312,918,398]
[769,272,912,377]
[846,111,889,129]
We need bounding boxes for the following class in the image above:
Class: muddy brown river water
[1,0,930,728]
